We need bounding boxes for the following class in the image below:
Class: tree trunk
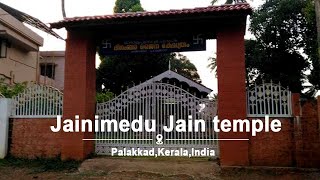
[61,0,66,18]
[315,0,320,56]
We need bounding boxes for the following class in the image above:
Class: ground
[0,157,319,180]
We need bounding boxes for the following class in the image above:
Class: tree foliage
[208,0,320,95]
[245,39,308,92]
[304,0,320,94]
[97,53,200,94]
[246,0,319,94]
[96,91,115,103]
[114,0,144,13]
[0,79,27,98]
[250,0,307,52]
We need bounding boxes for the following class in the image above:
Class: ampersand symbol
[156,134,163,145]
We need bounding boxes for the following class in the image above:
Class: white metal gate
[95,83,218,156]
[247,82,292,117]
[10,84,63,118]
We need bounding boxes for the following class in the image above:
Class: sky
[0,0,265,93]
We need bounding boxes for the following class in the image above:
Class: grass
[0,156,81,173]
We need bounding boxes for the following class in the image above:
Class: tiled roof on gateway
[50,3,252,29]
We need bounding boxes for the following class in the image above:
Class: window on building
[0,39,8,58]
[40,63,56,79]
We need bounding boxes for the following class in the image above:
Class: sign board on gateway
[99,34,206,55]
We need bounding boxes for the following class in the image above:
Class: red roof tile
[50,3,252,29]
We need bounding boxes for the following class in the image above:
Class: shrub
[0,79,27,98]
[96,91,115,103]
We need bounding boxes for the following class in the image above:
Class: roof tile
[50,3,252,29]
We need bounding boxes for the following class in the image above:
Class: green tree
[304,0,320,95]
[208,0,319,95]
[97,53,200,94]
[247,0,317,94]
[114,0,144,13]
[245,39,308,92]
[97,0,201,94]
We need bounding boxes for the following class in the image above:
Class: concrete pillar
[216,25,249,166]
[61,31,96,160]
[0,98,12,159]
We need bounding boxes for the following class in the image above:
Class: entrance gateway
[95,70,218,156]
[50,3,252,166]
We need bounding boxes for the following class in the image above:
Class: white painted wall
[0,8,43,85]
[0,45,40,84]
[0,98,12,159]
[39,51,65,90]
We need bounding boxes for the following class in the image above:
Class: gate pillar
[216,25,249,166]
[61,31,96,160]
